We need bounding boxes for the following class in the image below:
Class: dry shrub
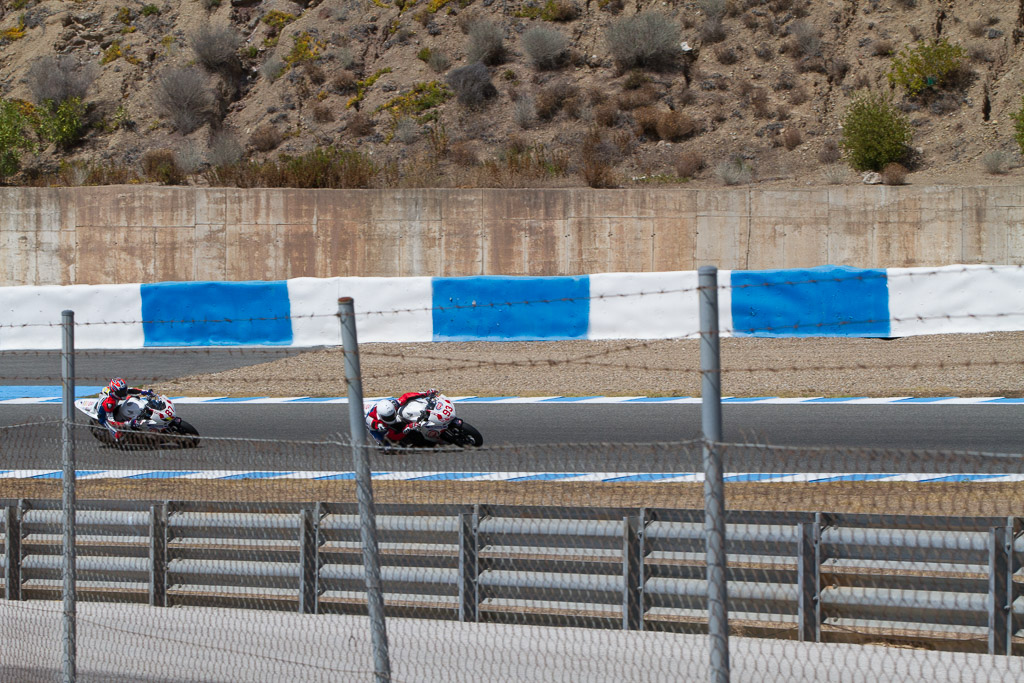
[700,17,726,44]
[633,107,661,137]
[872,39,894,57]
[674,149,704,178]
[588,87,608,105]
[312,104,334,123]
[594,102,619,127]
[155,67,212,133]
[535,82,578,120]
[881,162,907,185]
[736,79,755,98]
[788,86,809,105]
[781,127,802,150]
[773,70,796,91]
[191,24,242,77]
[818,138,841,164]
[715,155,754,185]
[796,56,827,74]
[513,96,536,129]
[447,62,498,106]
[741,13,759,30]
[347,111,374,136]
[467,20,506,66]
[754,43,773,61]
[522,25,569,70]
[580,129,617,188]
[616,83,658,110]
[606,11,681,70]
[305,64,326,85]
[657,110,697,141]
[828,58,849,84]
[622,70,649,90]
[208,131,243,167]
[26,55,97,105]
[141,149,185,185]
[790,20,820,57]
[331,70,357,93]
[715,45,738,65]
[449,141,478,166]
[250,124,283,152]
[981,150,1009,175]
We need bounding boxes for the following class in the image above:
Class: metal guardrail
[1,499,1021,655]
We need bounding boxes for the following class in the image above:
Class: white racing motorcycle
[75,392,200,448]
[379,393,483,448]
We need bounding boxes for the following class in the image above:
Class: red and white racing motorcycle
[75,392,200,448]
[376,393,483,448]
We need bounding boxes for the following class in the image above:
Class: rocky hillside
[1,0,1024,188]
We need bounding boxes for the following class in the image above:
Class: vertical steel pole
[698,267,729,683]
[60,310,76,683]
[338,297,391,683]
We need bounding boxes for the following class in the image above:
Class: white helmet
[375,399,398,424]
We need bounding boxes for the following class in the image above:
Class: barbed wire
[2,264,1021,329]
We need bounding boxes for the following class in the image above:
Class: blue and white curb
[4,264,1024,348]
[3,390,1024,404]
[2,470,1020,482]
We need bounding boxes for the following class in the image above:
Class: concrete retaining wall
[3,185,1023,286]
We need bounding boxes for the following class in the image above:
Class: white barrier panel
[588,271,732,340]
[0,284,144,350]
[888,265,1024,337]
[287,277,433,345]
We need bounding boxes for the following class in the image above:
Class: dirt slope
[2,0,1024,187]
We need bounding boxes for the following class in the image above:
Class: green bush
[0,100,34,180]
[886,39,967,97]
[36,97,87,149]
[840,91,912,172]
[1010,96,1024,156]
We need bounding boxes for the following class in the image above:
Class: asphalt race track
[1,402,1023,472]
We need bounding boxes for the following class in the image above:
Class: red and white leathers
[97,384,152,441]
[364,390,438,444]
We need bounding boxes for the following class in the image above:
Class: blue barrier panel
[731,265,890,337]
[432,276,589,341]
[141,281,293,346]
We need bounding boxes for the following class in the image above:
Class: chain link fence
[1,422,1022,681]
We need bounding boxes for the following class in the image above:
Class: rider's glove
[402,421,420,433]
[427,388,438,396]
[128,417,141,428]
[141,389,154,397]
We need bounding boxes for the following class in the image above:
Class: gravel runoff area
[3,602,1022,683]
[159,333,1024,399]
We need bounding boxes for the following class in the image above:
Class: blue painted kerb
[141,281,293,346]
[731,265,890,337]
[432,275,589,341]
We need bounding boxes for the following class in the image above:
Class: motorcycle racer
[97,378,154,442]
[365,389,439,445]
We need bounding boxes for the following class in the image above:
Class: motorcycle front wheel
[166,419,200,448]
[443,422,483,447]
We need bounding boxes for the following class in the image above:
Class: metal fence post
[623,510,645,631]
[698,266,729,683]
[339,297,391,683]
[988,518,1019,656]
[61,309,77,683]
[300,504,322,615]
[149,503,167,608]
[797,518,822,642]
[458,507,480,623]
[4,503,21,600]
